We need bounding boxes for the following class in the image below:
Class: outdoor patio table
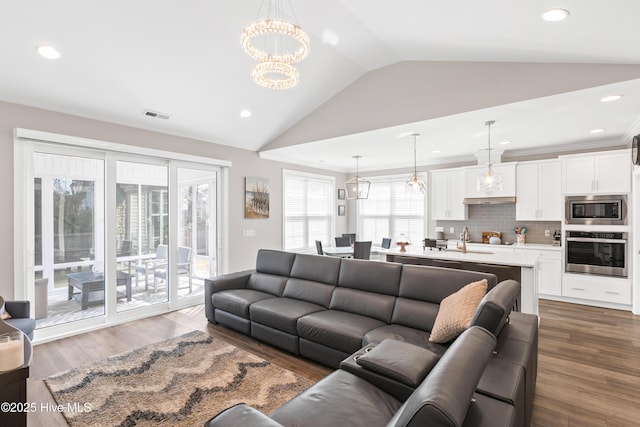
[66,271,133,310]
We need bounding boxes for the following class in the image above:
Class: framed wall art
[245,177,270,219]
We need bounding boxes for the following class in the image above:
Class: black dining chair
[353,241,372,260]
[335,236,351,247]
[315,240,324,255]
[342,233,356,245]
[381,237,392,249]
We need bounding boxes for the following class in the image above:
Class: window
[357,175,425,246]
[283,170,335,253]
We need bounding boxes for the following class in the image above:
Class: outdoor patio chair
[135,244,168,290]
[153,246,193,293]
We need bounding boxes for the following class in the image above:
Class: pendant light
[345,155,370,200]
[477,120,502,192]
[406,133,426,194]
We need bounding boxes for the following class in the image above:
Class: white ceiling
[1,1,640,172]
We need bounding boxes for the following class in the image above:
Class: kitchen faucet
[457,226,469,253]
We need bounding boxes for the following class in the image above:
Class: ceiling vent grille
[143,109,171,120]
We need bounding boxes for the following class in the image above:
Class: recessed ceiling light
[240,110,252,118]
[542,8,570,22]
[36,44,60,59]
[432,150,441,154]
[499,140,512,145]
[589,128,605,134]
[600,94,623,103]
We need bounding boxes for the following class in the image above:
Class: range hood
[463,196,516,205]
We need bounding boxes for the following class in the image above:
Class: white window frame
[282,169,336,254]
[356,173,427,245]
[14,128,230,342]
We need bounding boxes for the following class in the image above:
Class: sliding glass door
[23,140,223,339]
[115,161,169,312]
[176,167,218,300]
[34,153,105,326]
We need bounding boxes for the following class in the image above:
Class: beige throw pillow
[429,279,488,343]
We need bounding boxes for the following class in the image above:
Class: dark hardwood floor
[26,300,639,426]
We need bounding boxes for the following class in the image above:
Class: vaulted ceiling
[1,1,639,172]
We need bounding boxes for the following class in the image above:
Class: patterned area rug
[44,331,314,426]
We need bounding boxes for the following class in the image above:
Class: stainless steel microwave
[565,195,627,225]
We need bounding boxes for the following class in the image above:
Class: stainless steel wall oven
[565,231,628,277]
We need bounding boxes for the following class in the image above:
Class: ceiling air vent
[143,109,171,120]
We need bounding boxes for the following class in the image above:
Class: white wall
[0,100,347,299]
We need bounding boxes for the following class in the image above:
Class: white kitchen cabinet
[464,163,516,199]
[431,169,468,220]
[536,251,562,296]
[561,150,631,194]
[562,273,631,305]
[516,160,561,221]
[513,246,562,296]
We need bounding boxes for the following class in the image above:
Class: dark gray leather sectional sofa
[204,249,539,427]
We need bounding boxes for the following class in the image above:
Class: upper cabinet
[516,160,561,221]
[464,163,516,198]
[561,150,631,194]
[431,169,468,220]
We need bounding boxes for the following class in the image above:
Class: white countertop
[465,242,562,251]
[388,245,541,267]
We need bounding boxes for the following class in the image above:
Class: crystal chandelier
[406,133,426,194]
[241,0,310,90]
[477,120,503,192]
[345,155,370,200]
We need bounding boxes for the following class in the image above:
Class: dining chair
[353,241,372,260]
[335,236,350,247]
[315,240,324,255]
[342,233,356,245]
[381,237,392,249]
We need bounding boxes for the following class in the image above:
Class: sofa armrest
[204,270,254,323]
[204,403,283,427]
[470,279,520,337]
[355,339,440,388]
[387,326,497,427]
[340,339,441,401]
[5,301,31,319]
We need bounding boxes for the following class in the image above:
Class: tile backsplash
[435,204,561,245]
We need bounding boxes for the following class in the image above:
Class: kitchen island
[386,245,540,315]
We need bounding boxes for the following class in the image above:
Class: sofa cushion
[356,340,440,388]
[338,258,402,295]
[363,324,448,357]
[398,265,496,303]
[246,272,288,296]
[290,253,341,285]
[429,279,488,343]
[297,310,386,354]
[282,278,335,307]
[270,369,402,427]
[212,289,276,318]
[390,298,440,331]
[255,249,296,277]
[250,297,326,335]
[329,287,395,323]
